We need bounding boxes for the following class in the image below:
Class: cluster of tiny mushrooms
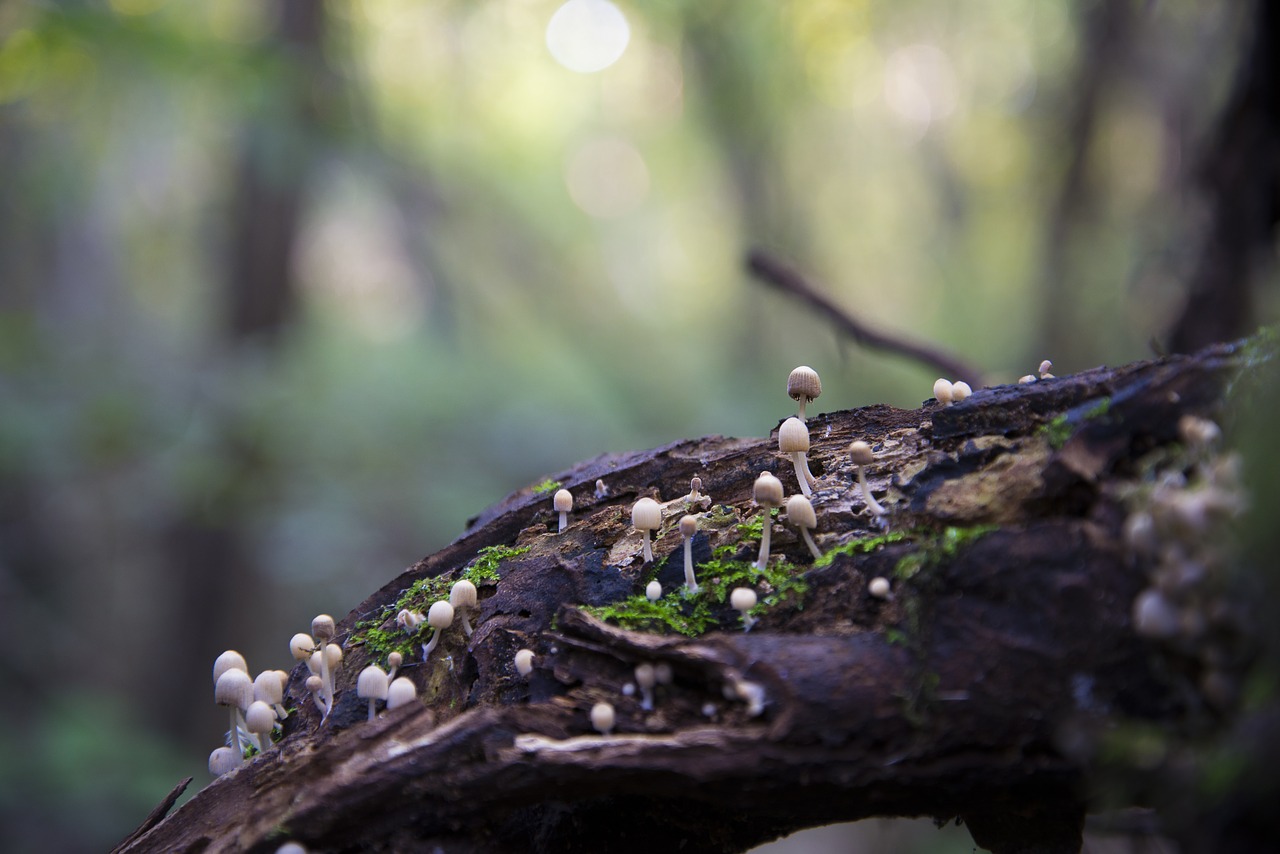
[209,355,1234,788]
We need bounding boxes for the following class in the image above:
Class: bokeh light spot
[546,0,631,74]
[564,136,649,219]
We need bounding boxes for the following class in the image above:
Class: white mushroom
[787,365,822,421]
[421,600,455,659]
[785,494,822,560]
[357,665,390,721]
[515,649,535,677]
[590,702,616,735]
[386,677,418,710]
[631,497,663,563]
[450,579,478,638]
[753,472,785,571]
[778,417,816,496]
[848,441,887,517]
[730,587,758,632]
[678,514,700,593]
[553,489,574,532]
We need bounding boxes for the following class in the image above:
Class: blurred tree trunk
[119,335,1268,854]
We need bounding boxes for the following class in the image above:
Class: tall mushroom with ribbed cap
[752,471,785,571]
[787,365,822,421]
[785,494,823,560]
[678,514,700,593]
[553,488,573,532]
[215,668,253,761]
[357,665,389,721]
[421,600,454,659]
[386,676,417,710]
[778,417,816,496]
[311,615,337,718]
[849,440,888,517]
[631,497,662,563]
[449,579,478,637]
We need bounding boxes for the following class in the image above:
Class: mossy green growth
[465,544,529,585]
[1039,413,1073,450]
[892,524,998,581]
[736,511,766,541]
[583,555,807,637]
[532,478,561,495]
[1084,396,1112,419]
[813,531,908,568]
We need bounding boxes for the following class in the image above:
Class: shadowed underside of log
[118,339,1262,854]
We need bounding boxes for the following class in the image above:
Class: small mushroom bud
[753,471,785,571]
[951,381,972,402]
[449,579,478,637]
[787,366,822,421]
[685,476,711,509]
[868,577,892,599]
[289,633,315,662]
[209,746,241,777]
[1018,374,1037,384]
[305,675,325,713]
[421,600,455,659]
[1038,359,1054,379]
[245,700,276,752]
[635,663,657,711]
[357,665,390,721]
[594,479,609,499]
[396,608,424,634]
[730,587,758,632]
[679,514,700,593]
[933,378,954,405]
[386,651,403,680]
[848,440,887,517]
[785,494,822,560]
[254,670,286,720]
[631,497,663,563]
[778,417,816,496]
[590,702,616,735]
[553,489,574,533]
[311,614,336,643]
[386,676,418,710]
[514,649,535,677]
[646,580,662,601]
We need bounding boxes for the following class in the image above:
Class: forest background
[0,1,1273,852]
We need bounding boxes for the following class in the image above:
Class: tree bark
[117,337,1263,854]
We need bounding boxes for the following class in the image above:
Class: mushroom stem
[229,708,244,758]
[683,536,699,593]
[641,530,653,564]
[855,464,887,516]
[558,510,568,533]
[756,508,773,572]
[799,526,822,560]
[790,452,814,496]
[367,698,377,722]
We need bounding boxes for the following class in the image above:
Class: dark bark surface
[117,338,1262,854]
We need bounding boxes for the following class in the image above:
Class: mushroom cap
[311,614,336,643]
[357,665,390,700]
[553,488,573,513]
[387,651,403,669]
[245,700,276,735]
[730,587,758,612]
[307,650,323,675]
[1018,374,1037,384]
[634,663,657,689]
[933,378,954,404]
[778,417,810,454]
[952,381,972,401]
[208,746,240,776]
[450,579,478,610]
[868,577,891,598]
[848,440,875,466]
[213,650,248,686]
[396,609,424,631]
[386,677,418,709]
[787,366,822,402]
[752,471,784,507]
[254,671,284,706]
[679,514,698,538]
[427,600,455,630]
[289,633,315,661]
[689,476,703,494]
[1038,359,1053,375]
[215,668,254,711]
[785,494,817,528]
[590,702,616,734]
[323,643,343,669]
[646,580,662,601]
[631,497,662,531]
[514,649,535,677]
[305,675,324,695]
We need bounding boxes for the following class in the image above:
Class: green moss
[814,531,907,568]
[465,544,529,585]
[1084,396,1112,419]
[532,478,561,495]
[736,510,766,540]
[1039,413,1073,450]
[583,555,808,637]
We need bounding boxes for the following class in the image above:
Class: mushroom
[1018,374,1037,384]
[635,663,657,711]
[631,497,663,563]
[386,676,417,710]
[449,579,478,638]
[304,675,325,713]
[590,702,616,735]
[214,668,253,762]
[778,416,816,496]
[213,650,248,686]
[311,615,338,719]
[209,746,241,777]
[730,587,758,632]
[868,577,892,599]
[254,670,287,720]
[357,665,389,721]
[952,381,972,402]
[245,700,276,752]
[646,580,662,601]
[752,471,785,571]
[289,632,315,664]
[594,479,609,499]
[848,440,888,517]
[396,608,424,635]
[787,365,822,421]
[1039,359,1055,379]
[785,494,822,560]
[685,476,711,509]
[933,378,955,405]
[421,600,454,659]
[386,651,403,680]
[678,514,700,593]
[553,489,574,532]
[515,649,535,677]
